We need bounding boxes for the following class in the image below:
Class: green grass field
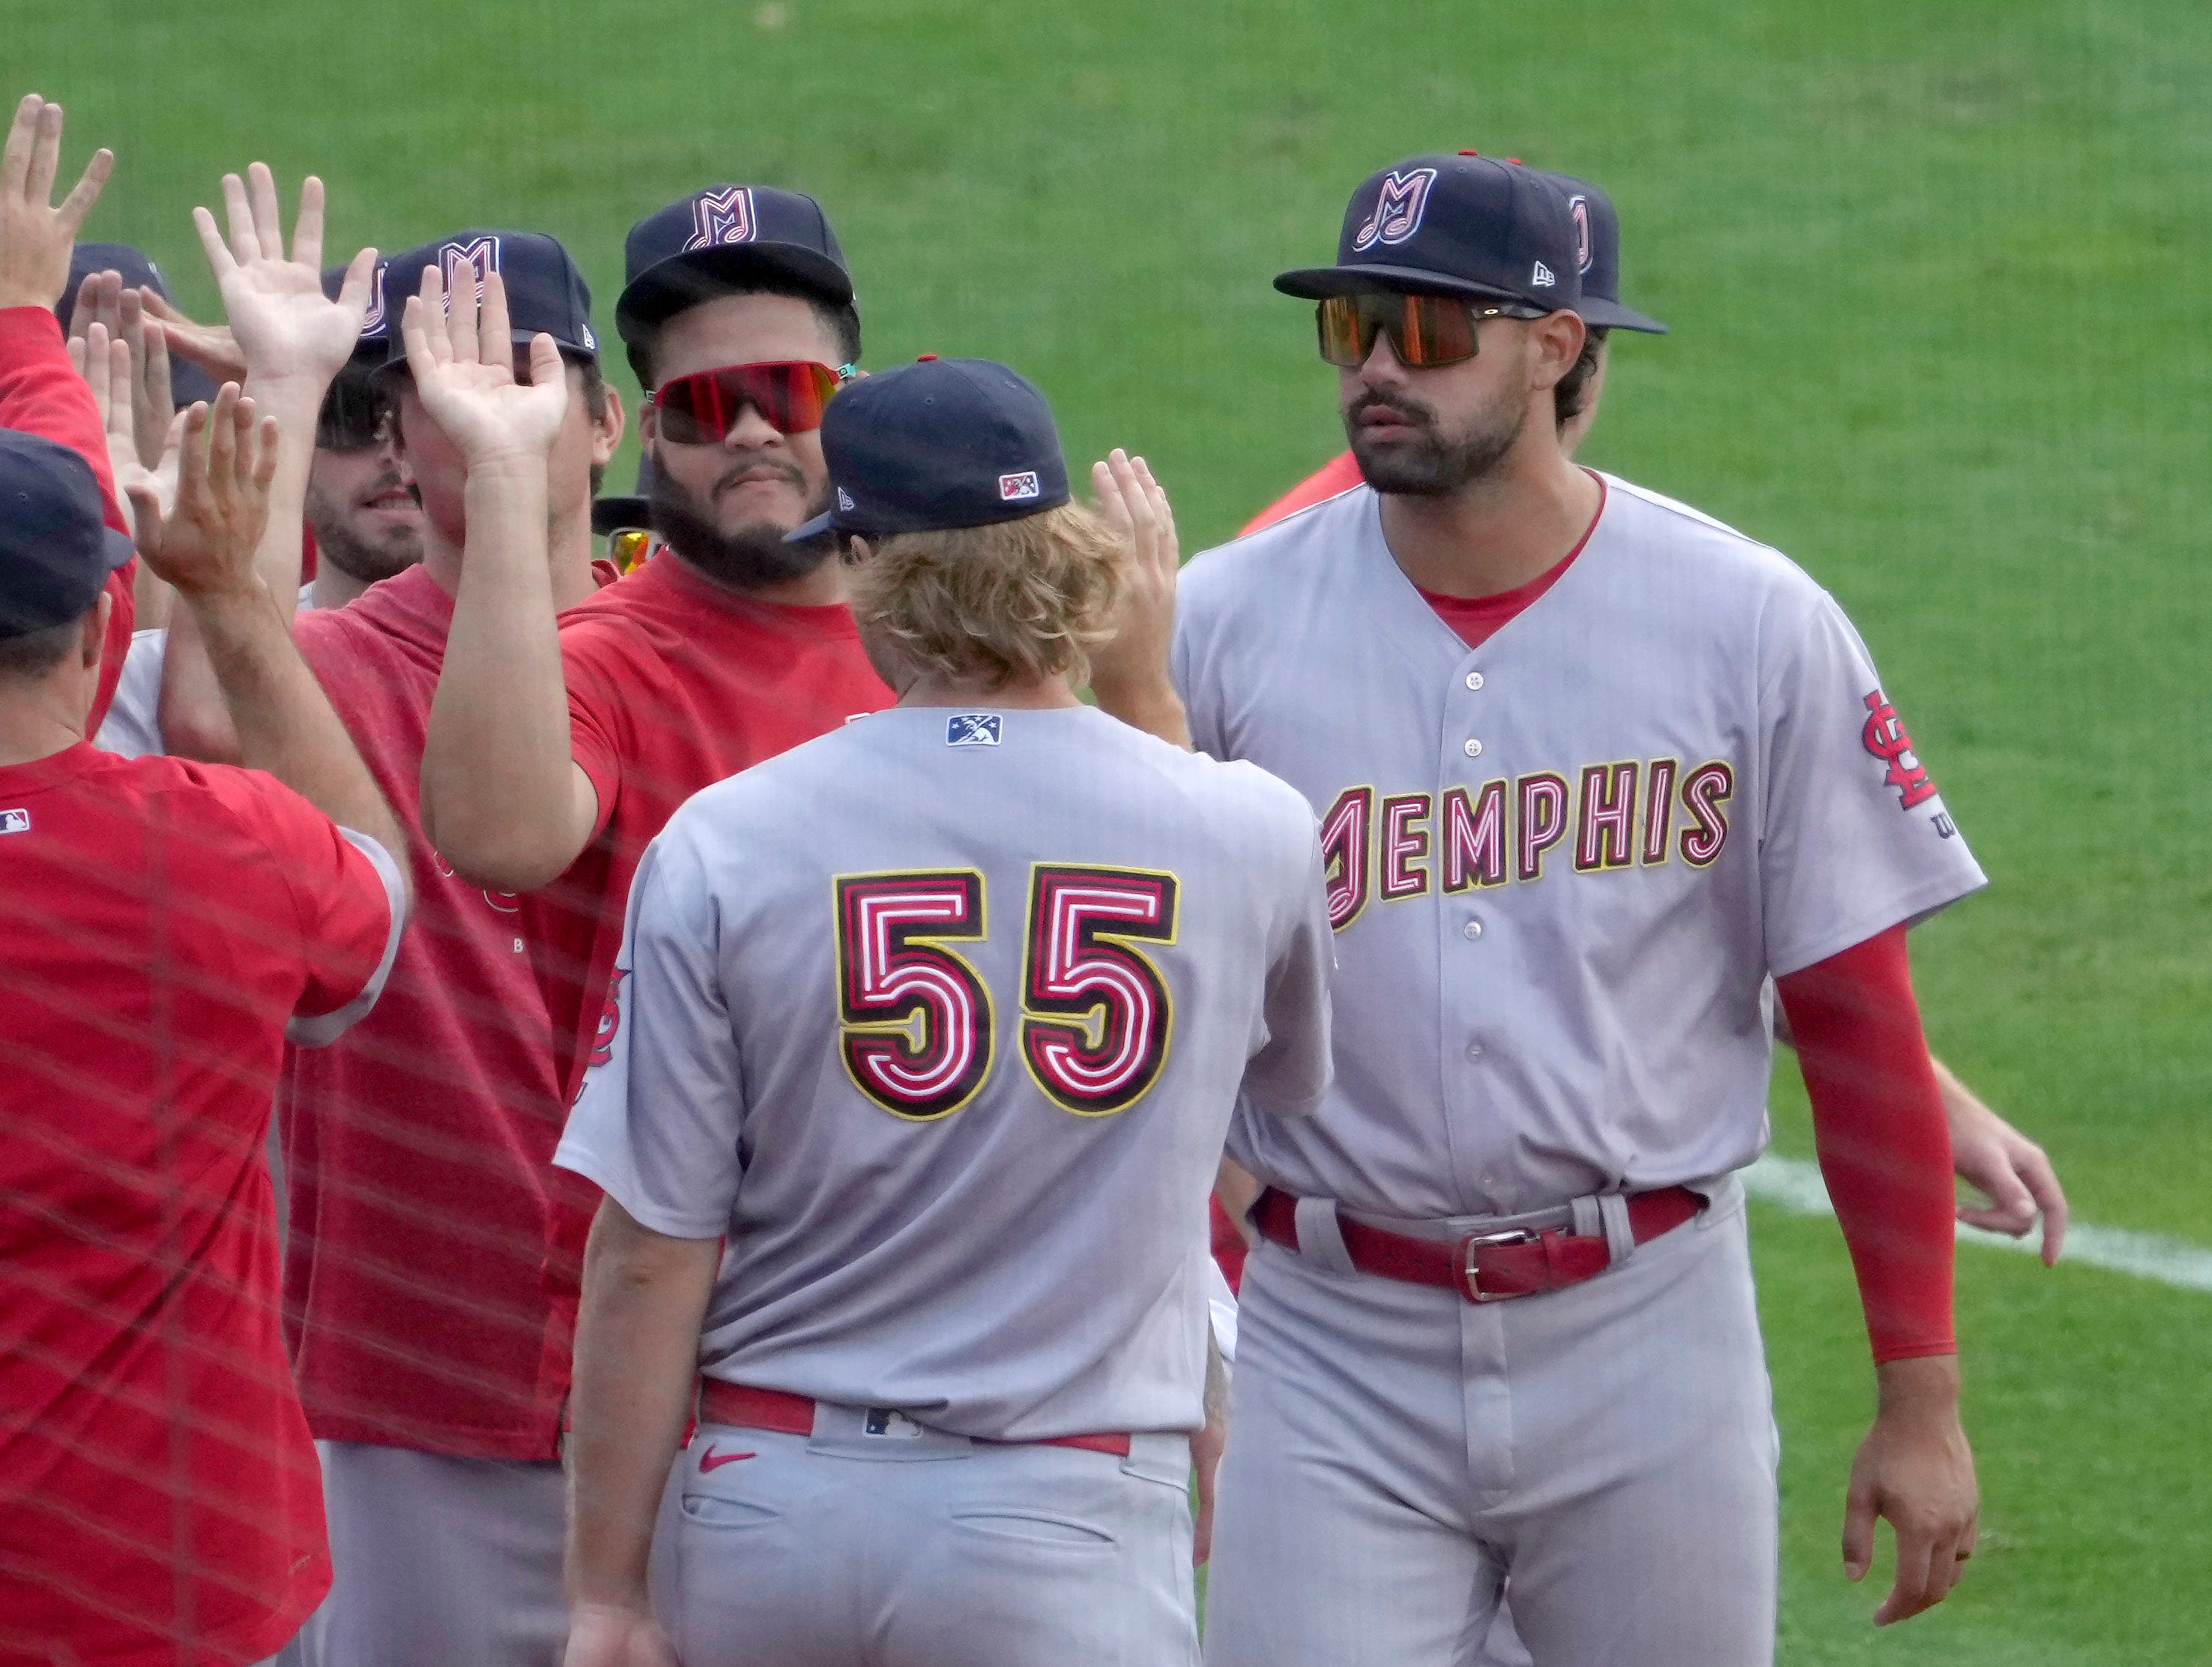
[19,0,2211,1658]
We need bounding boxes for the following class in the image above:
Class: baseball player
[552,354,1332,1667]
[1236,170,2068,1264]
[154,179,628,1666]
[1152,154,1986,1666]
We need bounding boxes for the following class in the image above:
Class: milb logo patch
[1353,167,1439,251]
[998,471,1041,502]
[685,187,757,251]
[946,713,1002,747]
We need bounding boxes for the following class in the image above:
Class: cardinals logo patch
[1861,689,1940,810]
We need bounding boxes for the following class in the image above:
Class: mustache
[1345,387,1439,430]
[713,456,807,494]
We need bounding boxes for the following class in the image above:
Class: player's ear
[1529,309,1586,393]
[590,382,626,469]
[841,534,873,568]
[82,591,112,670]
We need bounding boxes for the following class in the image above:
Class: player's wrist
[1873,1352,1961,1418]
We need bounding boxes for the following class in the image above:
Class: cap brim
[1579,297,1668,334]
[617,244,856,344]
[591,496,650,537]
[1274,264,1534,306]
[103,525,136,573]
[784,509,836,544]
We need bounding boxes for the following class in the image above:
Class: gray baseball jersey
[1173,472,1986,1219]
[554,703,1333,1440]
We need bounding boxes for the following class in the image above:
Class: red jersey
[282,565,587,1459]
[0,306,136,730]
[529,551,892,1113]
[0,745,397,1667]
[1241,450,1364,536]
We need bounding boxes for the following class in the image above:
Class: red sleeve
[560,627,624,844]
[1773,923,1956,1364]
[0,306,136,727]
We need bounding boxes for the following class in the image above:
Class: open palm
[401,262,569,465]
[193,162,374,387]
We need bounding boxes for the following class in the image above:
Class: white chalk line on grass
[1743,1154,2212,1295]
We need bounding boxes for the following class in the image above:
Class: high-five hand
[190,163,374,391]
[1087,447,1189,746]
[399,264,568,466]
[68,322,184,533]
[126,384,279,602]
[0,94,111,311]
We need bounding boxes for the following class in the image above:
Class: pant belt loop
[1292,1196,1359,1277]
[1568,1194,1604,1238]
[1598,1192,1637,1266]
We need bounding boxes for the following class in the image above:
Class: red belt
[697,1380,1133,1459]
[1252,1185,1702,1304]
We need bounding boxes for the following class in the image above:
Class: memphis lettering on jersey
[1318,756,1732,928]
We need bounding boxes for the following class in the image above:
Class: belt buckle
[1460,1226,1539,1304]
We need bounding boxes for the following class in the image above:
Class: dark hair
[0,617,83,684]
[316,359,393,452]
[1552,325,1610,431]
[575,357,610,494]
[628,277,862,389]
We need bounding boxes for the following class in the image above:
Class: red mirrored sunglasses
[650,360,855,443]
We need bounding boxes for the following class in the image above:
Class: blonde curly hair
[846,502,1124,690]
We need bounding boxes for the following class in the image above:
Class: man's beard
[306,474,424,585]
[650,454,834,591]
[1344,383,1529,496]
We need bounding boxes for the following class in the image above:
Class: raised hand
[126,384,279,601]
[1087,447,1188,743]
[68,321,181,534]
[191,163,374,390]
[399,263,568,467]
[0,94,112,310]
[69,270,175,470]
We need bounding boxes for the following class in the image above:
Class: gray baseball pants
[661,1403,1198,1666]
[1203,1176,1777,1667]
[274,1441,567,1667]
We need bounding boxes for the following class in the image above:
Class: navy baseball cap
[1277,153,1581,312]
[0,429,136,638]
[322,258,395,358]
[381,232,599,366]
[1538,173,1666,335]
[616,187,853,375]
[58,241,220,408]
[787,357,1069,543]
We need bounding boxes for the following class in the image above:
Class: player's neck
[894,671,1080,711]
[0,683,88,767]
[309,563,374,611]
[1376,444,1600,601]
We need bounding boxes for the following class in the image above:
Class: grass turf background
[15,0,2209,1659]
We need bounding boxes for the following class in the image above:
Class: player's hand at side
[401,264,568,468]
[1842,1354,1978,1626]
[127,383,279,602]
[563,1600,681,1667]
[0,94,111,310]
[1946,1083,2067,1265]
[191,163,375,393]
[1088,448,1188,744]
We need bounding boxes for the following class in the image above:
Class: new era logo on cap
[1532,261,1556,287]
[837,487,856,511]
[1353,167,1439,252]
[999,471,1042,502]
[0,808,28,835]
[946,713,1003,747]
[684,187,757,252]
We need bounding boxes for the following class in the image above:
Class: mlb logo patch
[946,713,1003,748]
[998,471,1041,502]
[864,1408,925,1439]
[0,808,27,835]
[684,186,758,252]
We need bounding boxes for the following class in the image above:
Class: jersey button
[1462,919,1484,940]
[1465,671,1485,691]
[1464,1041,1485,1062]
[1463,739,1483,757]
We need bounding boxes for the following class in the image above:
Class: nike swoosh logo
[699,1444,758,1471]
